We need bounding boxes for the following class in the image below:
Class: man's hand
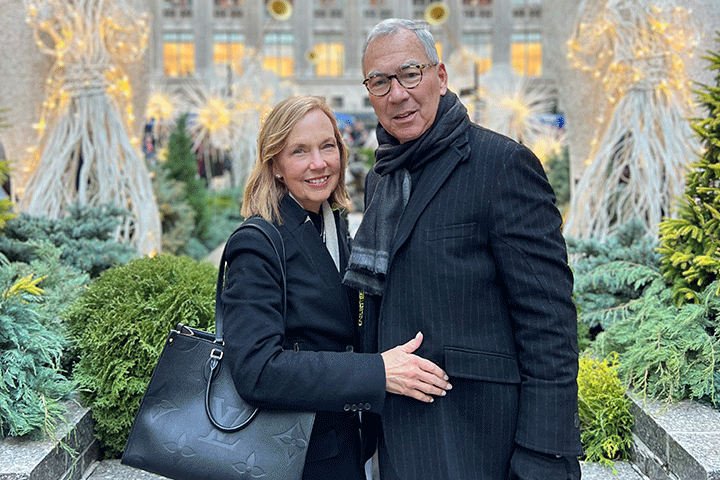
[381,332,452,403]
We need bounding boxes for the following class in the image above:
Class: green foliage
[152,164,196,256]
[204,187,243,252]
[658,34,720,305]
[152,163,240,259]
[577,353,633,468]
[568,219,661,331]
[356,147,376,169]
[0,108,16,228]
[545,147,570,211]
[66,254,217,457]
[595,281,720,406]
[0,203,137,277]
[163,114,210,242]
[0,251,80,439]
[0,160,15,229]
[570,219,720,407]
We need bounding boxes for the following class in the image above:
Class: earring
[275,174,282,179]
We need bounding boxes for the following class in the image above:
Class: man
[344,19,583,479]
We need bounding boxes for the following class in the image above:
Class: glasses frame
[363,63,437,97]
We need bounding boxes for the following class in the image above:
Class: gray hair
[362,18,440,68]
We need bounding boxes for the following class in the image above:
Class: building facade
[151,0,545,114]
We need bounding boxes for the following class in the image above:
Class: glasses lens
[397,66,423,88]
[367,75,390,96]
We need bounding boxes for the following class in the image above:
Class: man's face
[363,29,448,144]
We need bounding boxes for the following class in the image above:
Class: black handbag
[122,217,316,480]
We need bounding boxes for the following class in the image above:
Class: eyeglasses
[363,63,437,97]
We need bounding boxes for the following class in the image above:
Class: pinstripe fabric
[367,124,582,480]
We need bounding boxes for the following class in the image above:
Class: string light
[20,0,161,256]
[563,0,702,241]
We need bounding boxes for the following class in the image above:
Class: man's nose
[386,77,409,101]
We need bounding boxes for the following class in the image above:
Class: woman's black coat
[222,195,386,478]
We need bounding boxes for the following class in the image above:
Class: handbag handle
[206,217,286,432]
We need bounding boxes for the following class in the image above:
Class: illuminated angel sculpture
[19,0,161,255]
[563,0,701,240]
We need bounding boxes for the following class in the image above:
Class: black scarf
[343,91,470,295]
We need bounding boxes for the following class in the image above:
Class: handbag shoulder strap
[215,216,286,343]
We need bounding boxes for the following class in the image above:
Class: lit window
[314,43,344,77]
[512,33,542,76]
[461,33,492,75]
[263,32,294,78]
[163,32,195,77]
[214,33,246,76]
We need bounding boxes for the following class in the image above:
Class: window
[511,33,541,76]
[314,42,344,77]
[214,0,243,18]
[163,32,195,77]
[163,0,193,18]
[462,32,492,75]
[263,32,294,77]
[214,33,246,76]
[331,96,343,109]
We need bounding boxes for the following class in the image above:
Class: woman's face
[273,109,341,213]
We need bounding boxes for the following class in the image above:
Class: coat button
[365,403,371,410]
[343,404,351,411]
[345,345,354,352]
[351,404,358,411]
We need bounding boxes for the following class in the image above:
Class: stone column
[293,0,313,78]
[194,0,213,80]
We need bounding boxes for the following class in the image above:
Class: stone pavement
[82,459,647,480]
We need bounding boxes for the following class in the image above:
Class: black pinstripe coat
[363,123,583,479]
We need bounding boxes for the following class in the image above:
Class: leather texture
[122,218,315,480]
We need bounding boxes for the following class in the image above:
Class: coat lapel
[390,144,467,260]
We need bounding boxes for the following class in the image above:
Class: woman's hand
[380,332,452,403]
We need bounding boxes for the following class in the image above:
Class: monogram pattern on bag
[145,396,180,423]
[162,432,197,459]
[274,421,310,461]
[232,452,268,478]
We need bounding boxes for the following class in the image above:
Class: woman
[222,95,451,480]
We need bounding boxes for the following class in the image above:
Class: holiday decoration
[178,55,297,189]
[563,0,701,240]
[477,64,562,154]
[19,0,161,255]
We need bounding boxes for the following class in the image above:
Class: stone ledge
[0,397,99,480]
[629,393,720,480]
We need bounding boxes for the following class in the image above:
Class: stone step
[84,458,647,480]
[0,397,99,480]
[5,393,720,480]
[629,393,720,480]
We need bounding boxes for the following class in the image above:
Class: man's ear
[437,62,449,95]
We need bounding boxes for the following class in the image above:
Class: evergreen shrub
[0,253,78,439]
[568,219,661,332]
[66,254,217,457]
[577,353,633,468]
[163,114,210,243]
[0,203,137,277]
[152,162,197,256]
[657,33,720,305]
[545,148,570,212]
[595,280,720,406]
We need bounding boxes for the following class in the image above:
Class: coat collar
[278,194,350,280]
[390,140,469,260]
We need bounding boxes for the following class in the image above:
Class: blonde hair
[241,95,351,223]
